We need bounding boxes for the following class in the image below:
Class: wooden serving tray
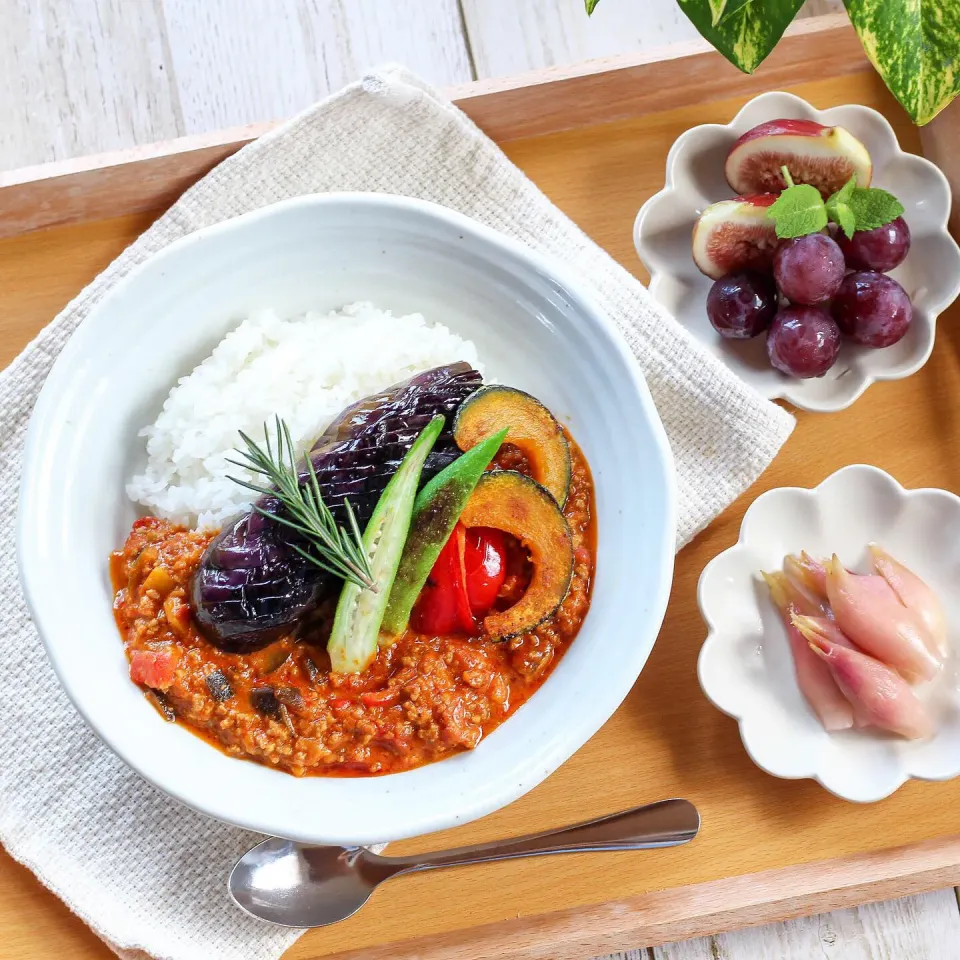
[3,14,960,960]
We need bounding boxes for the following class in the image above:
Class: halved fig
[726,119,872,198]
[692,195,780,280]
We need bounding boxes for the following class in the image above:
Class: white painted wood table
[3,1,959,957]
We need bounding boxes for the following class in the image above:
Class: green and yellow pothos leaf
[676,0,807,73]
[844,0,960,125]
[584,0,960,125]
[707,0,753,26]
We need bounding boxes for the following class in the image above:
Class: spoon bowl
[230,842,384,927]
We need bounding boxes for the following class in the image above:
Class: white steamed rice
[127,302,482,530]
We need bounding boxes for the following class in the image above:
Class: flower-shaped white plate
[697,465,960,802]
[635,91,960,413]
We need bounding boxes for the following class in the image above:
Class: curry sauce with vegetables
[112,436,595,776]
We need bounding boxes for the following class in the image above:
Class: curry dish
[112,366,595,777]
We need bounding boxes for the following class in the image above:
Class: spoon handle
[377,799,699,874]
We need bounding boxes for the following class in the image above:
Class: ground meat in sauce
[111,440,595,777]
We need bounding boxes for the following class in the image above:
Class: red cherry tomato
[412,527,474,634]
[463,527,506,614]
[451,525,477,630]
[412,524,507,634]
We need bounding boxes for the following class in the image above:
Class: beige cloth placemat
[0,67,793,960]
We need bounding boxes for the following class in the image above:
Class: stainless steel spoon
[229,798,700,927]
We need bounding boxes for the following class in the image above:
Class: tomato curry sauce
[111,444,595,777]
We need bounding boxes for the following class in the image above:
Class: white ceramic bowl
[635,91,960,413]
[18,193,676,844]
[698,465,960,803]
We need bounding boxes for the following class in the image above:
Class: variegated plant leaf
[584,0,600,14]
[707,0,756,25]
[677,0,807,73]
[844,0,960,125]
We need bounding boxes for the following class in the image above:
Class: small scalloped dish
[635,91,960,413]
[697,465,960,802]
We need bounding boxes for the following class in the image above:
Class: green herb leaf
[848,186,905,231]
[584,0,600,13]
[768,185,828,238]
[677,0,806,73]
[824,175,905,236]
[767,166,829,239]
[825,176,858,239]
[844,0,960,125]
[228,417,376,592]
[831,203,858,240]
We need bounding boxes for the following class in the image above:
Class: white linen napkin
[0,66,794,960]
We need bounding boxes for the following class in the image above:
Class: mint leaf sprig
[766,168,828,239]
[825,176,857,239]
[766,166,905,240]
[844,185,905,234]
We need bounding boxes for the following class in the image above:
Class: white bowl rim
[17,191,678,842]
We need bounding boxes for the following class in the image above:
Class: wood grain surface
[0,16,870,239]
[0,0,182,167]
[461,0,842,80]
[2,59,960,959]
[653,889,960,959]
[0,0,842,171]
[291,835,960,959]
[161,0,472,134]
[920,100,960,236]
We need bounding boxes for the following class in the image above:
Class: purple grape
[773,233,846,305]
[831,271,913,347]
[838,217,911,272]
[766,306,841,378]
[706,270,778,339]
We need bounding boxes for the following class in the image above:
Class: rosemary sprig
[226,417,376,592]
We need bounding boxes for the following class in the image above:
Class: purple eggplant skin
[192,363,482,654]
[191,509,324,653]
[308,363,482,528]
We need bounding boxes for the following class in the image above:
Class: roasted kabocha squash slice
[454,385,571,507]
[459,470,573,639]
